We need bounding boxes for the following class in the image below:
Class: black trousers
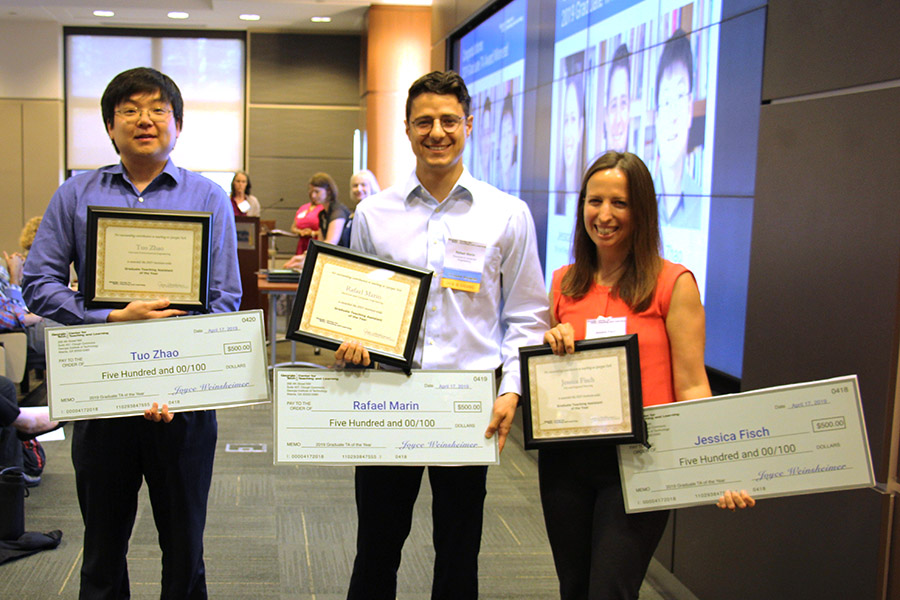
[539,446,670,600]
[346,464,488,600]
[0,377,21,469]
[71,411,217,600]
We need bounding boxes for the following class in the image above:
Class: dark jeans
[539,446,670,600]
[0,377,21,468]
[347,464,488,600]
[72,411,217,600]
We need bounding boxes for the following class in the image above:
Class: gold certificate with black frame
[519,335,644,449]
[84,206,211,312]
[286,240,432,372]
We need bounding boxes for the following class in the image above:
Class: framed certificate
[286,241,432,372]
[84,206,211,312]
[519,335,644,449]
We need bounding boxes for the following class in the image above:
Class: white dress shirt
[351,167,549,396]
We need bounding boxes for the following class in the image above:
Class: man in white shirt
[338,70,549,599]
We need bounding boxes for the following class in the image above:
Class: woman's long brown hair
[561,151,662,313]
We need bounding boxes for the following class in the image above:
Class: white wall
[0,20,63,100]
[0,20,64,252]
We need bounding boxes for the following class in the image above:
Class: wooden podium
[234,215,261,311]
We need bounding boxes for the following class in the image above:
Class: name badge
[441,238,486,293]
[585,316,627,339]
[237,200,251,213]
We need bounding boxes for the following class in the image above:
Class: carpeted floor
[1,336,698,599]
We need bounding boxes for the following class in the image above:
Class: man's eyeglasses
[114,107,173,123]
[411,115,465,135]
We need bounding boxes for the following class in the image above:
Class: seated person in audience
[0,253,45,370]
[1,251,27,305]
[339,170,381,248]
[0,375,57,482]
[19,216,42,255]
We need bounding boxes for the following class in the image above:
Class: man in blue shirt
[23,67,240,599]
[338,71,549,599]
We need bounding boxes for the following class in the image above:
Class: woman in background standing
[230,171,260,217]
[310,172,349,246]
[291,178,326,255]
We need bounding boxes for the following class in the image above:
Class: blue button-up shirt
[0,265,27,309]
[351,167,549,396]
[23,160,241,324]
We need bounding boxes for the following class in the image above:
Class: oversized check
[618,376,874,513]
[46,310,270,420]
[274,368,498,465]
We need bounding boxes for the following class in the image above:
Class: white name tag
[441,238,486,293]
[586,316,627,338]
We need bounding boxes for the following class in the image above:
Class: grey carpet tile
[206,510,277,540]
[274,487,357,510]
[276,505,357,547]
[276,544,313,591]
[209,472,277,505]
[204,542,281,583]
[6,354,699,599]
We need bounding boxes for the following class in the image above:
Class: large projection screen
[453,0,766,380]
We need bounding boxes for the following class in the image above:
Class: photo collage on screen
[453,0,765,379]
[546,0,722,299]
[459,0,527,196]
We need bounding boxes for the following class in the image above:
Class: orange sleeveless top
[550,260,690,406]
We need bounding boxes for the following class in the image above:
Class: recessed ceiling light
[310,16,332,23]
[167,11,189,19]
[93,10,114,18]
[240,14,261,21]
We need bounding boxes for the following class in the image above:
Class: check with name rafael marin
[617,376,874,513]
[274,368,498,465]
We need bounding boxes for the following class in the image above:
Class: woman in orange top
[541,151,753,599]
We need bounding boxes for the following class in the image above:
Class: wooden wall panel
[22,100,63,221]
[250,34,361,106]
[248,32,362,256]
[0,101,24,253]
[249,107,360,159]
[0,99,62,253]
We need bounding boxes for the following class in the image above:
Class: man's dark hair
[607,43,631,103]
[655,29,693,108]
[101,67,184,132]
[406,71,471,121]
